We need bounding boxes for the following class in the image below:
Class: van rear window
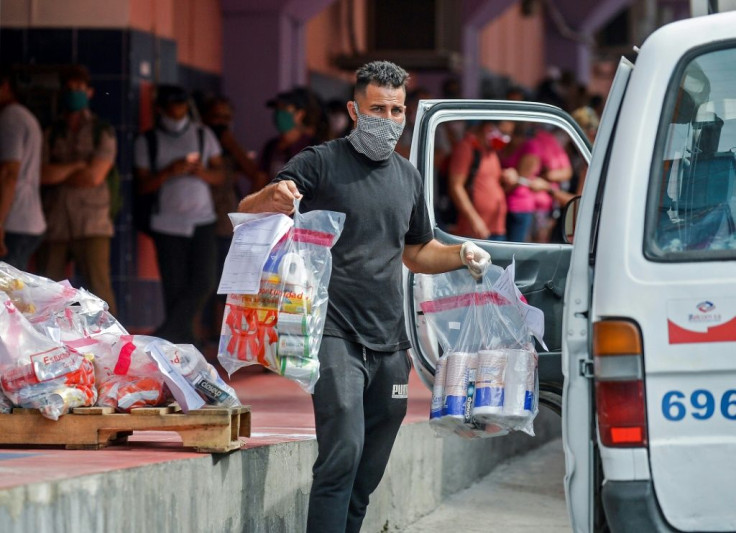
[647,46,736,260]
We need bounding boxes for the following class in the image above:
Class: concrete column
[462,25,481,99]
[222,0,336,157]
[222,10,297,153]
[460,0,517,99]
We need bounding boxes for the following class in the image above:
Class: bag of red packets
[0,292,97,420]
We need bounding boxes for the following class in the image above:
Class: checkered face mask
[347,101,405,161]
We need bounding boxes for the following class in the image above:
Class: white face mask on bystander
[161,115,190,134]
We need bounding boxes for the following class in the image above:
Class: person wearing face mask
[326,98,352,140]
[448,120,510,240]
[133,85,224,346]
[39,64,117,315]
[238,61,492,533]
[258,90,317,180]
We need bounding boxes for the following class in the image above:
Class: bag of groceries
[0,292,97,420]
[416,259,546,438]
[218,201,344,393]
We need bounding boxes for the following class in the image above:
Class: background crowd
[0,62,602,348]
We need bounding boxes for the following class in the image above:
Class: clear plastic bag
[418,259,545,438]
[0,293,97,420]
[143,336,240,412]
[87,333,167,412]
[0,261,126,342]
[218,202,344,393]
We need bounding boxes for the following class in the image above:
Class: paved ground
[403,437,571,532]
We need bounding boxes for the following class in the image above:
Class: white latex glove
[460,241,491,279]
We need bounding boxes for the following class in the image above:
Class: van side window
[647,47,736,259]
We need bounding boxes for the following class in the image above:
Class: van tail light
[593,320,648,448]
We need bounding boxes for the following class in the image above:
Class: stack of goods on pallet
[0,263,240,421]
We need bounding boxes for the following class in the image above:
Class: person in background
[0,67,46,271]
[259,90,317,180]
[201,95,268,343]
[238,60,491,533]
[395,86,431,159]
[39,65,117,314]
[133,85,224,345]
[325,98,352,140]
[531,105,599,210]
[448,120,509,240]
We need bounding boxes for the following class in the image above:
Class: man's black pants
[307,336,410,533]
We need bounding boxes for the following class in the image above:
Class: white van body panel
[592,12,736,531]
[599,448,650,481]
[562,57,633,533]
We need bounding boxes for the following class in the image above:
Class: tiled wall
[0,27,221,331]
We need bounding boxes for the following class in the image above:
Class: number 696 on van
[662,389,736,421]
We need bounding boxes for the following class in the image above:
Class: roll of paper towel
[473,349,507,418]
[442,351,478,420]
[502,348,535,417]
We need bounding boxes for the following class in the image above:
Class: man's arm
[41,161,86,185]
[449,170,488,239]
[238,180,302,215]
[192,155,225,186]
[404,239,491,278]
[64,157,114,188]
[0,160,20,256]
[403,240,464,274]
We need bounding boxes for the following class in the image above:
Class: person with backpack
[39,65,118,315]
[133,85,224,346]
[448,120,509,240]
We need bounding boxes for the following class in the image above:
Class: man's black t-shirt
[275,138,433,351]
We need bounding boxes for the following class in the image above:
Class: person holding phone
[133,85,224,345]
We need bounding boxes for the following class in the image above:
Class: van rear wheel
[539,382,562,416]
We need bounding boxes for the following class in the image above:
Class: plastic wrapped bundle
[0,292,97,420]
[86,333,167,412]
[419,260,544,438]
[145,337,240,412]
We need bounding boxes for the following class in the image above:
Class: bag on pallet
[80,333,168,412]
[0,261,126,343]
[144,336,240,412]
[218,200,344,393]
[417,259,545,438]
[0,292,97,420]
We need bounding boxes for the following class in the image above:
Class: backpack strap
[197,126,205,161]
[144,129,158,174]
[464,146,483,197]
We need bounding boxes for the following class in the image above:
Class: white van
[405,10,736,532]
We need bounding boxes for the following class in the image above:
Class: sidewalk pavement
[403,438,571,532]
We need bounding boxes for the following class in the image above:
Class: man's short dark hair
[155,84,189,108]
[354,61,409,96]
[60,64,91,87]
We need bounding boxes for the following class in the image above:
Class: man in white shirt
[134,85,224,345]
[0,67,46,270]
